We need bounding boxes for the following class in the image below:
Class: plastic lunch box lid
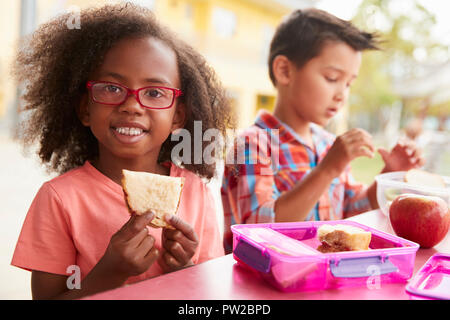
[374,171,450,197]
[405,253,450,300]
[231,221,420,279]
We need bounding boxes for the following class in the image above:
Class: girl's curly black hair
[12,3,235,180]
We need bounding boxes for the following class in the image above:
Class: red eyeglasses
[86,81,183,110]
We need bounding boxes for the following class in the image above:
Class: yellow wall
[198,0,283,126]
[0,0,291,129]
[149,0,288,127]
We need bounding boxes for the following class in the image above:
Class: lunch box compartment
[232,220,419,292]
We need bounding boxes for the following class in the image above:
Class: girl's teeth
[115,127,144,136]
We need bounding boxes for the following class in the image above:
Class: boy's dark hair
[12,3,235,179]
[268,8,380,85]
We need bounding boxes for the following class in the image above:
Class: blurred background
[0,0,449,299]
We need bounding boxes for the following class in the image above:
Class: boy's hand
[96,212,159,281]
[158,214,199,273]
[321,128,375,178]
[378,138,425,172]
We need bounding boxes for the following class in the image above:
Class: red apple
[389,194,450,248]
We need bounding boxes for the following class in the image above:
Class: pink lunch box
[231,220,419,292]
[406,253,450,300]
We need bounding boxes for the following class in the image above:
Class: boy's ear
[77,94,90,127]
[272,55,292,86]
[171,102,186,132]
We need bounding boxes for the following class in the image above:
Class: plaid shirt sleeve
[221,129,277,253]
[342,166,372,218]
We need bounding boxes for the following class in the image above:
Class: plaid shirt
[221,110,371,253]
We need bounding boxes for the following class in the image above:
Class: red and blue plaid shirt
[221,110,372,253]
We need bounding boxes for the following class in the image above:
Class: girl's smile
[111,121,149,144]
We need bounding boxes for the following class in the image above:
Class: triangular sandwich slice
[122,169,184,229]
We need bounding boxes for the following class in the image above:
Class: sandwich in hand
[121,169,184,229]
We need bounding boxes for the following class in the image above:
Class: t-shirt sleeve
[11,182,76,276]
[195,182,225,263]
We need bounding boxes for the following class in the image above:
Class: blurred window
[256,94,275,113]
[261,24,274,64]
[226,89,239,114]
[185,3,193,20]
[212,7,237,38]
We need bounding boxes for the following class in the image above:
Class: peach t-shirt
[11,161,224,284]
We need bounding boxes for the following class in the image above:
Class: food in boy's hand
[389,193,450,248]
[122,169,184,229]
[317,224,371,253]
[404,169,446,188]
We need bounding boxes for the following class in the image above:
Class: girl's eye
[144,88,164,98]
[104,85,123,94]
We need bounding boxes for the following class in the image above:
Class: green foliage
[350,51,397,113]
[348,0,448,117]
[350,151,384,184]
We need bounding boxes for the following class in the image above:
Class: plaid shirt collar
[254,110,332,156]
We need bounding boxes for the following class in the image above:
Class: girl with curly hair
[11,3,235,299]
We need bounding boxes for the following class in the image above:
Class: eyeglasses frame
[86,80,183,110]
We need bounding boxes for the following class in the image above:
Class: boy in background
[221,9,424,253]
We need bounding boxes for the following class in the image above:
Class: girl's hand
[320,128,375,178]
[96,212,159,282]
[31,213,159,300]
[378,138,425,172]
[158,214,199,273]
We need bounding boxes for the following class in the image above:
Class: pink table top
[85,210,450,300]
